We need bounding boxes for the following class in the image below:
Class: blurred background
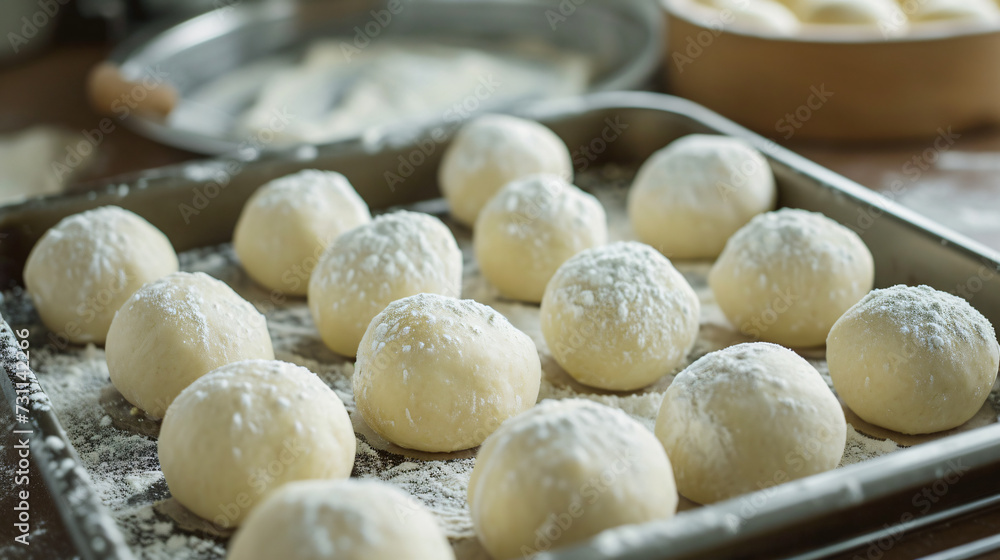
[0,0,999,247]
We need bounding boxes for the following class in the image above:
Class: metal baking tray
[107,0,662,154]
[3,91,1000,560]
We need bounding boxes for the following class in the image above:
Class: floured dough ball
[228,479,454,560]
[795,0,905,27]
[438,114,572,227]
[827,285,1000,434]
[906,0,1000,23]
[106,272,274,418]
[354,293,540,452]
[474,174,607,302]
[655,343,846,504]
[233,170,370,295]
[712,0,802,34]
[469,399,677,560]
[709,208,873,348]
[23,206,178,345]
[540,242,700,391]
[308,210,462,357]
[627,134,776,259]
[159,360,355,528]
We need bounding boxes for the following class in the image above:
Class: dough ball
[474,174,607,303]
[469,399,677,559]
[158,360,355,528]
[627,134,776,259]
[796,0,905,26]
[708,208,874,348]
[107,271,274,418]
[228,479,454,560]
[713,0,802,34]
[540,242,700,391]
[23,206,178,345]
[233,169,370,295]
[354,293,540,452]
[438,114,572,227]
[308,210,462,357]
[906,0,1000,23]
[655,342,846,504]
[827,285,1000,434]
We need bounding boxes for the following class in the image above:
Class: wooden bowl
[663,0,1000,141]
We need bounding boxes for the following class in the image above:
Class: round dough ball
[713,0,802,34]
[627,134,776,260]
[655,342,847,504]
[308,210,462,357]
[107,271,274,418]
[796,0,905,26]
[438,114,572,227]
[474,174,607,302]
[907,0,1000,23]
[540,242,700,391]
[708,208,874,348]
[354,293,540,452]
[23,206,178,345]
[228,479,454,560]
[827,285,1000,434]
[233,169,370,295]
[469,399,677,560]
[158,360,356,528]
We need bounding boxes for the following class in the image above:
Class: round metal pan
[103,0,663,154]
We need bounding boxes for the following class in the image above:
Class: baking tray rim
[2,90,1000,560]
[5,90,998,267]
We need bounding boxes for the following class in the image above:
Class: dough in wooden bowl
[901,0,1000,24]
[794,0,905,28]
[721,0,801,34]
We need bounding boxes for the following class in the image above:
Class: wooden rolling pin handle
[86,62,179,120]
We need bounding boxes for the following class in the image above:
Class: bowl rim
[663,0,1000,45]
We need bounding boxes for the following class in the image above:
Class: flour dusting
[3,166,984,560]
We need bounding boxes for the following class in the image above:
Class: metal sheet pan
[2,91,1000,559]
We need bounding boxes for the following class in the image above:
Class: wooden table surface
[2,46,1000,560]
